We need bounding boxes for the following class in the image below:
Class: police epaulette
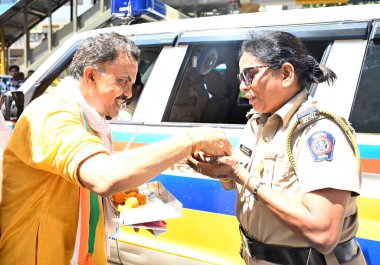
[296,105,319,128]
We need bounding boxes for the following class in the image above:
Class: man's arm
[79,127,232,196]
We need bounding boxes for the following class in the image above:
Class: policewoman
[187,31,366,265]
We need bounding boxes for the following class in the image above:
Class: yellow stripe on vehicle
[117,208,244,265]
[357,196,380,242]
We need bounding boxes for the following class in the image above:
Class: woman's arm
[189,155,351,253]
[252,182,350,253]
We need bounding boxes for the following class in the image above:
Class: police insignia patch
[307,131,335,162]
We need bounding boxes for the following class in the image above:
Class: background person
[0,32,232,264]
[26,69,35,80]
[116,71,144,120]
[187,31,366,265]
[5,65,24,91]
[169,55,209,123]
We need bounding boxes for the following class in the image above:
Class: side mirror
[2,91,24,121]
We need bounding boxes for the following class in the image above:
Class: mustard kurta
[0,88,109,264]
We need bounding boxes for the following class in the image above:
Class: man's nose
[123,87,133,98]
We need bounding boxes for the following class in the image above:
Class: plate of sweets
[111,181,183,226]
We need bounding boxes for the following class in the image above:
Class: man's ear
[281,63,295,88]
[83,66,96,86]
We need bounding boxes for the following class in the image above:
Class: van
[3,4,380,265]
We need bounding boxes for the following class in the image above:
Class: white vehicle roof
[20,4,380,105]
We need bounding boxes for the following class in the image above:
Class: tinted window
[115,46,162,121]
[165,40,329,125]
[349,40,380,133]
[166,44,240,124]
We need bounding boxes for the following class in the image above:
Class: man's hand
[187,127,232,157]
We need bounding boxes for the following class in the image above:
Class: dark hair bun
[307,55,323,79]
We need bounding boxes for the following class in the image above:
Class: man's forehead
[104,54,137,70]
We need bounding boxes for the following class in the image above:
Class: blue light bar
[111,0,167,20]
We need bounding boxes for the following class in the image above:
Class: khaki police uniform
[233,89,366,265]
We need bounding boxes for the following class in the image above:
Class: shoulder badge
[297,105,320,126]
[307,131,335,162]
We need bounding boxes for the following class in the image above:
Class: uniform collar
[249,89,308,142]
[276,88,308,128]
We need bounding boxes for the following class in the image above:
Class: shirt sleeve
[9,94,109,186]
[294,118,361,195]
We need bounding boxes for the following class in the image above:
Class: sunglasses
[237,65,269,86]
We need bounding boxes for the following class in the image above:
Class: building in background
[0,0,95,71]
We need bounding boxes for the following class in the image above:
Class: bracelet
[242,175,255,199]
[253,182,266,201]
[220,178,233,183]
[218,175,233,182]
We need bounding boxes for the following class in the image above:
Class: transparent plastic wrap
[112,181,182,226]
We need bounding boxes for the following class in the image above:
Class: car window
[25,45,162,122]
[165,40,330,125]
[115,46,162,121]
[166,44,239,124]
[349,39,380,133]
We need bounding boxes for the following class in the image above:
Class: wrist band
[253,182,266,201]
[242,175,255,192]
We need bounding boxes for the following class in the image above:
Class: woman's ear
[281,63,295,88]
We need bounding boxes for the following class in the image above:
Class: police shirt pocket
[264,153,293,190]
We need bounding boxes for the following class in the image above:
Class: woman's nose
[239,82,250,92]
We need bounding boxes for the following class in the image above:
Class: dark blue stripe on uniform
[150,174,237,216]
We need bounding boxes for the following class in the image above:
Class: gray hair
[69,32,140,79]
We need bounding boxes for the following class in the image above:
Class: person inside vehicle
[0,32,232,264]
[116,71,144,121]
[5,65,24,91]
[187,31,366,265]
[169,49,210,122]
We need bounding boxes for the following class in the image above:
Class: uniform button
[263,136,269,142]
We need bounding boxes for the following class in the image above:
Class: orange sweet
[113,192,128,204]
[125,191,138,199]
[136,193,147,205]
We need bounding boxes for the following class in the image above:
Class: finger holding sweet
[186,154,235,180]
[187,127,232,157]
[213,156,252,186]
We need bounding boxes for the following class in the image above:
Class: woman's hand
[186,154,250,185]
